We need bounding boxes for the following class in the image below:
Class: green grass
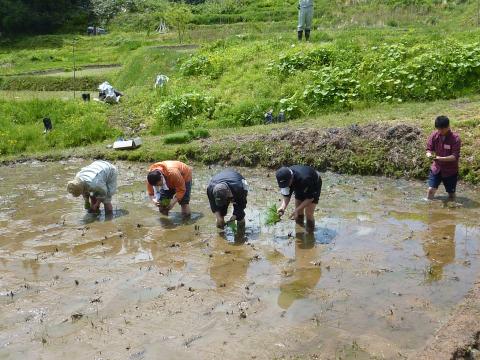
[163,132,192,144]
[1,0,480,185]
[163,129,210,144]
[0,99,118,156]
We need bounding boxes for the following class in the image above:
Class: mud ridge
[180,123,430,179]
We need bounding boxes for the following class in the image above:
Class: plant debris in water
[265,204,281,225]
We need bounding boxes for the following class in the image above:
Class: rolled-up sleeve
[426,134,434,151]
[452,137,461,160]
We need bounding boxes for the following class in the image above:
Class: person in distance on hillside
[297,0,314,41]
[276,165,322,232]
[207,169,248,229]
[146,160,192,217]
[426,115,461,201]
[67,160,118,215]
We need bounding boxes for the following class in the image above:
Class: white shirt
[76,160,118,199]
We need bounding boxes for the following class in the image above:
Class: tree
[0,0,88,35]
[164,3,193,43]
[89,0,126,26]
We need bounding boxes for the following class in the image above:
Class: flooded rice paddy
[0,160,479,359]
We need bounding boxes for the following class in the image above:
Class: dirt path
[413,278,480,360]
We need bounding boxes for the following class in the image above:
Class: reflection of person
[278,232,322,309]
[276,165,322,232]
[426,116,461,201]
[422,212,456,282]
[297,0,314,41]
[146,161,192,217]
[209,234,250,290]
[67,160,118,215]
[207,169,248,229]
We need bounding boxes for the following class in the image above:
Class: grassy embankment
[0,0,479,182]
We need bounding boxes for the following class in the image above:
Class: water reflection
[422,211,456,282]
[81,209,130,224]
[278,231,322,310]
[209,232,251,290]
[157,211,203,229]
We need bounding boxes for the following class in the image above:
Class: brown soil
[413,279,480,360]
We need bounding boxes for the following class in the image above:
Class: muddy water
[1,160,479,360]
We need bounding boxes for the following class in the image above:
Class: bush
[154,93,215,130]
[303,67,361,108]
[163,132,192,144]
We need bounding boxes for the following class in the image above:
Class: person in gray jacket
[298,0,314,41]
[67,160,118,215]
[207,169,248,229]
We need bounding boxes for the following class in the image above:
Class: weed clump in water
[265,204,281,225]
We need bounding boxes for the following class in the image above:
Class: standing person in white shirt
[67,160,118,215]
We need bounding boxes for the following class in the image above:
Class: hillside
[0,0,479,182]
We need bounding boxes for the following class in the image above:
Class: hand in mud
[159,207,169,216]
[289,210,298,220]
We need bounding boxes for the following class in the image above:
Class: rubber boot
[296,214,305,226]
[305,29,311,41]
[306,219,315,233]
[297,30,303,41]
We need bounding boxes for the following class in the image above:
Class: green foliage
[0,76,103,91]
[303,67,361,108]
[163,128,210,144]
[165,3,193,43]
[0,99,119,156]
[227,220,237,234]
[265,204,281,225]
[0,0,87,35]
[180,55,214,76]
[163,132,192,144]
[154,93,215,130]
[268,47,334,76]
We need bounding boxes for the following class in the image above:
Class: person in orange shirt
[146,161,192,217]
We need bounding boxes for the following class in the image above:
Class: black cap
[276,167,292,188]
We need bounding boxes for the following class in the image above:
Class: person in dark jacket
[276,165,322,232]
[207,169,248,229]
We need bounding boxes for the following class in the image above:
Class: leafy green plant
[265,204,281,225]
[227,220,237,234]
[154,93,215,130]
[160,198,171,207]
[303,67,360,108]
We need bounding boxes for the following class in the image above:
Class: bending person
[67,160,118,215]
[207,169,248,229]
[276,165,322,232]
[146,161,192,217]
